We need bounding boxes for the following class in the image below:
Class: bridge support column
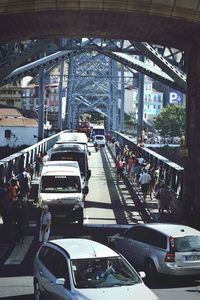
[183,46,200,228]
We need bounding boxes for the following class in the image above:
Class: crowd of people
[0,152,46,244]
[0,167,32,243]
[112,141,171,213]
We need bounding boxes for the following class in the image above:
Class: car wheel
[145,259,157,279]
[34,280,42,300]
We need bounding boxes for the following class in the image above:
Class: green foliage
[155,104,185,137]
[124,112,136,126]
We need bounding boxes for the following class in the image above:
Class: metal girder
[75,95,109,117]
[0,39,52,81]
[0,38,186,94]
[130,41,186,92]
[99,51,185,92]
[2,50,75,86]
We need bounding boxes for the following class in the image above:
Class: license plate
[186,255,200,261]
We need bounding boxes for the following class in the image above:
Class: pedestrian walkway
[107,141,181,225]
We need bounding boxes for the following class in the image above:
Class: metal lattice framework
[0,37,185,134]
[66,51,123,131]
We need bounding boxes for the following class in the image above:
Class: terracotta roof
[0,108,23,117]
[0,117,38,127]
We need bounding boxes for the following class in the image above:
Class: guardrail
[110,131,184,217]
[0,130,184,215]
[0,131,63,182]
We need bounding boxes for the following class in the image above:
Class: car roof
[41,164,81,176]
[44,161,79,168]
[143,223,200,237]
[57,132,88,144]
[48,238,119,259]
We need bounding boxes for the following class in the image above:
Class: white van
[38,161,84,224]
[56,132,88,145]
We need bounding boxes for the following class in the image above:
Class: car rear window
[174,235,200,252]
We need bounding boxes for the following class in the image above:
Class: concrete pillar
[183,46,200,228]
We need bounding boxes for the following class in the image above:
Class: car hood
[76,283,158,300]
[39,193,83,203]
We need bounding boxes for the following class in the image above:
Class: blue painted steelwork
[0,131,184,213]
[66,52,122,131]
[0,132,62,182]
[137,55,144,140]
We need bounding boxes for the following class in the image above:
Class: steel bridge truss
[0,38,186,133]
[66,52,124,131]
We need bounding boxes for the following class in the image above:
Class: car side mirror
[87,169,91,180]
[56,278,70,289]
[56,278,65,285]
[88,151,91,156]
[139,271,146,279]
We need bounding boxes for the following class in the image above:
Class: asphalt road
[0,144,200,299]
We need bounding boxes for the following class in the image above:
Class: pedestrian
[139,169,151,201]
[35,154,43,178]
[158,184,171,214]
[39,204,51,244]
[14,199,26,244]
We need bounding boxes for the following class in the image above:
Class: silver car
[33,238,158,300]
[108,223,200,277]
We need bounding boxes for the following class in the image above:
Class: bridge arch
[0,1,200,48]
[1,1,200,225]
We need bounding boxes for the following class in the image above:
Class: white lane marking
[4,236,34,265]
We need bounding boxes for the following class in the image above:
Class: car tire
[34,280,43,300]
[145,259,157,280]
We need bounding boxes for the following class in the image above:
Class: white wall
[0,127,38,147]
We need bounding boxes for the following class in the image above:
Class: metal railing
[110,131,184,213]
[0,131,64,182]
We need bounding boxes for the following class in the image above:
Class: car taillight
[165,252,175,262]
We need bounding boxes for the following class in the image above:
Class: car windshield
[71,256,141,289]
[41,176,81,193]
[50,152,86,175]
[174,235,200,252]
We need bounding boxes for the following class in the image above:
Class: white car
[108,223,200,277]
[93,135,106,147]
[33,238,158,300]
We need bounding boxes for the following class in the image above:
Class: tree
[155,104,185,137]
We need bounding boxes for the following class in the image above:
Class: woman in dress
[39,204,51,244]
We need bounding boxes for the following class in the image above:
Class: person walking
[139,169,151,201]
[39,204,51,244]
[158,184,171,214]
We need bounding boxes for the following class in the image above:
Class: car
[108,223,200,277]
[33,238,159,300]
[93,135,106,147]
